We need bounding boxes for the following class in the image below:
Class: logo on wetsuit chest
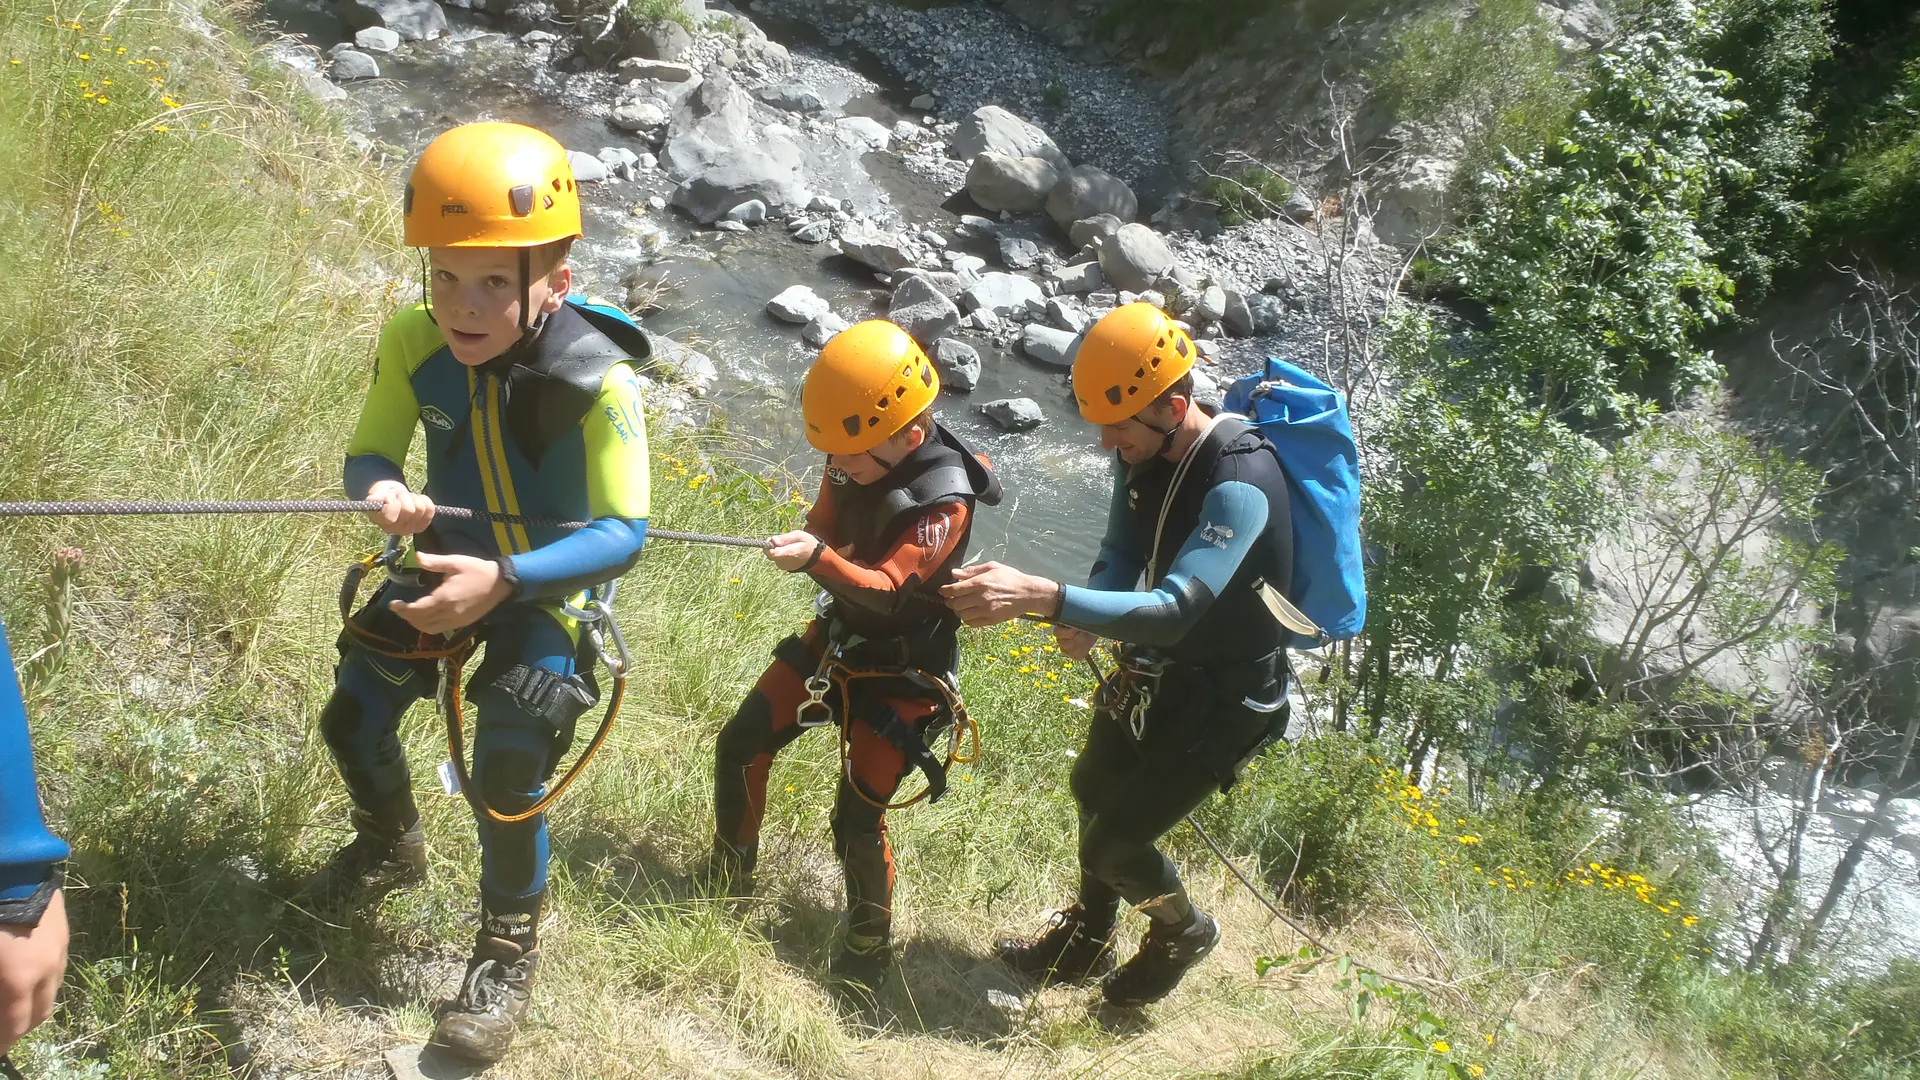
[421,405,456,431]
[1127,487,1140,509]
[1200,521,1235,549]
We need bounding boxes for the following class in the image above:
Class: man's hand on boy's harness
[941,562,1063,627]
[1054,625,1097,661]
[365,479,436,537]
[0,888,68,1057]
[390,552,513,634]
[765,530,826,573]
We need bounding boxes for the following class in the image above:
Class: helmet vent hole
[1105,386,1124,406]
[552,178,562,191]
[876,397,890,411]
[509,184,535,217]
[1175,337,1189,358]
[920,365,933,387]
[842,416,863,437]
[1134,367,1146,379]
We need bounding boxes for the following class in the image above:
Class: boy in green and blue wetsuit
[301,123,651,1064]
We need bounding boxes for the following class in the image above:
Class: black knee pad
[830,803,884,862]
[479,747,544,819]
[715,692,775,768]
[318,690,363,754]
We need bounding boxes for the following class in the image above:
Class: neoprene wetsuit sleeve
[503,362,651,600]
[1057,480,1269,648]
[343,306,431,499]
[1087,455,1145,591]
[0,625,69,904]
[808,502,971,615]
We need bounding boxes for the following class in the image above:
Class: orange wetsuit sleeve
[808,501,971,615]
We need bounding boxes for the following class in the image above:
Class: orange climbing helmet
[803,320,940,455]
[403,122,583,248]
[1071,302,1197,424]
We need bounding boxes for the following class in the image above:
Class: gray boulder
[609,101,668,134]
[296,71,348,102]
[1282,190,1317,222]
[965,153,1059,214]
[567,150,610,183]
[663,72,807,221]
[1048,260,1103,294]
[1069,213,1124,250]
[839,225,916,274]
[1190,368,1222,410]
[626,18,691,61]
[980,397,1044,432]
[960,272,1044,317]
[329,48,380,79]
[802,312,851,348]
[1095,223,1175,293]
[1047,166,1136,233]
[352,25,402,51]
[949,253,988,277]
[889,275,962,346]
[768,284,831,324]
[618,57,697,82]
[725,199,767,225]
[1221,290,1254,337]
[932,338,981,391]
[714,220,750,233]
[1195,285,1228,324]
[950,106,1069,171]
[756,81,826,114]
[1045,296,1088,332]
[835,116,893,151]
[1019,324,1079,368]
[1247,293,1285,334]
[649,335,720,395]
[336,0,446,40]
[897,269,966,300]
[792,220,832,244]
[998,236,1040,270]
[911,93,936,111]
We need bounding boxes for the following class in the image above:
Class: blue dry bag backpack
[1222,357,1366,650]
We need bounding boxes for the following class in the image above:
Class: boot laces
[455,954,527,1013]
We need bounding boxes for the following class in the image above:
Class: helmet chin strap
[1138,413,1180,458]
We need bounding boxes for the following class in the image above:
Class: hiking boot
[1100,908,1219,1007]
[433,933,538,1064]
[827,936,892,1003]
[995,905,1116,985]
[295,810,426,910]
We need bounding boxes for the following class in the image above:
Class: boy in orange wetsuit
[710,320,1000,995]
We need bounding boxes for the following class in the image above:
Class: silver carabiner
[588,597,632,678]
[1128,685,1153,741]
[797,674,835,728]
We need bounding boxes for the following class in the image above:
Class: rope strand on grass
[0,499,770,549]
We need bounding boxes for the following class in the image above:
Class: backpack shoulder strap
[1146,413,1245,583]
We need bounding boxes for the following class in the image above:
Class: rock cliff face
[983,0,1608,237]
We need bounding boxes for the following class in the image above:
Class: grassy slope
[0,2,1800,1078]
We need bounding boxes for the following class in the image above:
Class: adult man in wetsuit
[0,623,71,1063]
[941,302,1294,1007]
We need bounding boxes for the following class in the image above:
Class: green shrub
[1202,734,1406,922]
[1204,164,1293,227]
